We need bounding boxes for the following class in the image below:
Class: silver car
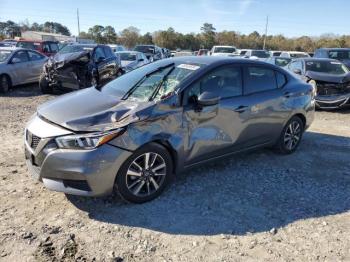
[0,47,48,93]
[115,51,149,73]
[24,57,315,203]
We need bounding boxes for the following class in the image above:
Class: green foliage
[1,20,350,52]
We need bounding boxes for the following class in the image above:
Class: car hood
[50,51,90,64]
[305,71,350,83]
[37,87,153,132]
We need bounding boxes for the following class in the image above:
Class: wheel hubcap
[284,121,301,150]
[126,152,166,197]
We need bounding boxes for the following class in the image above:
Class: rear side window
[244,66,277,95]
[275,71,287,88]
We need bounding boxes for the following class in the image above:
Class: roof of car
[294,58,340,62]
[316,48,350,51]
[167,56,272,66]
[0,47,26,51]
[115,51,141,54]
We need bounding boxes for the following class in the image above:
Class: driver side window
[186,66,242,104]
[93,47,105,62]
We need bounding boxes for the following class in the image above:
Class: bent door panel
[182,65,249,165]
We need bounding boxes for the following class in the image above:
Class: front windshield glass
[134,46,154,53]
[252,50,270,58]
[328,50,350,60]
[0,50,12,62]
[58,45,94,54]
[214,47,236,53]
[102,62,203,102]
[120,53,137,61]
[305,60,349,75]
[275,57,291,67]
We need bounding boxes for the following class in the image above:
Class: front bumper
[24,116,132,197]
[316,94,350,109]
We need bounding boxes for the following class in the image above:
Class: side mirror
[10,57,21,64]
[197,91,220,106]
[293,68,302,75]
[96,57,105,64]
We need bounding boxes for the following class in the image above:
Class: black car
[134,45,163,62]
[39,44,122,93]
[266,57,291,67]
[286,58,350,109]
[314,48,350,68]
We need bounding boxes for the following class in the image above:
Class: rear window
[328,50,350,60]
[134,45,155,53]
[244,67,277,94]
[275,57,291,67]
[251,50,270,58]
[16,42,37,50]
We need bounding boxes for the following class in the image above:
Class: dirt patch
[0,85,349,261]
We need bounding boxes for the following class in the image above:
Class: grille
[31,134,41,150]
[26,130,41,150]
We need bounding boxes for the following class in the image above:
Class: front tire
[39,74,53,94]
[276,116,304,154]
[0,74,11,93]
[115,143,173,203]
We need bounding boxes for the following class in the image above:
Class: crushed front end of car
[314,81,350,108]
[42,51,93,90]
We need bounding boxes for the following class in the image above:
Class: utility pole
[263,15,269,50]
[77,8,80,37]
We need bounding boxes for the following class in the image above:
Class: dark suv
[39,44,122,93]
[314,48,350,69]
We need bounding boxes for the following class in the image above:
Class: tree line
[1,20,350,52]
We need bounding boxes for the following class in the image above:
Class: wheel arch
[149,139,178,175]
[292,113,306,128]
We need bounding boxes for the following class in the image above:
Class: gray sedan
[115,51,149,73]
[24,57,315,203]
[0,47,48,92]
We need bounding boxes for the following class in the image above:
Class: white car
[280,51,310,58]
[210,46,238,57]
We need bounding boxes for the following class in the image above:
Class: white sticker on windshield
[177,64,200,70]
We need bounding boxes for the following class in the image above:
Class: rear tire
[276,116,304,154]
[0,74,11,93]
[115,143,173,203]
[39,74,53,94]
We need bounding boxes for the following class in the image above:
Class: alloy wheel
[126,152,167,197]
[284,121,301,151]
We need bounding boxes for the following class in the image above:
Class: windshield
[213,47,236,53]
[134,46,155,54]
[272,51,281,56]
[102,62,203,102]
[58,45,94,54]
[275,57,291,67]
[0,50,12,62]
[328,50,350,60]
[290,53,309,58]
[305,60,349,75]
[120,53,137,61]
[251,50,270,58]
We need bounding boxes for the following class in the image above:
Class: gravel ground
[0,85,349,262]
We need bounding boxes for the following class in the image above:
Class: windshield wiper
[149,65,175,101]
[122,63,175,100]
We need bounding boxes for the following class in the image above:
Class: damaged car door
[182,65,248,165]
[93,46,116,86]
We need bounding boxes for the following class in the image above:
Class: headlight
[55,129,125,150]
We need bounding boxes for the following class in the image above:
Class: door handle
[234,105,248,113]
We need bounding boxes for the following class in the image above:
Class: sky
[0,0,349,37]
